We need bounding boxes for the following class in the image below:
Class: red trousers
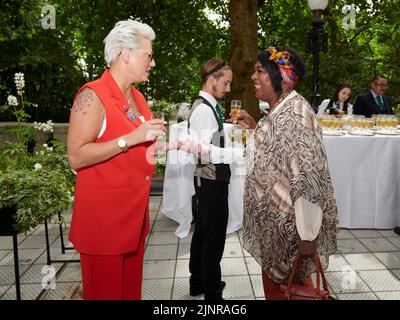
[80,231,146,300]
[262,270,314,300]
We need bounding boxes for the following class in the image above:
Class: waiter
[187,58,243,300]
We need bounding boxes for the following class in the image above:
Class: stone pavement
[1,195,400,300]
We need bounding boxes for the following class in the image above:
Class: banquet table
[162,123,400,238]
[323,133,400,229]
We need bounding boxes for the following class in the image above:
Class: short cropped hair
[103,19,156,67]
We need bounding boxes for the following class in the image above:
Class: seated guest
[353,75,393,118]
[317,83,353,116]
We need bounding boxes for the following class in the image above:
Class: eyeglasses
[134,49,154,62]
[374,82,388,88]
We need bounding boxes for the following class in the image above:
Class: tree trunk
[228,0,259,120]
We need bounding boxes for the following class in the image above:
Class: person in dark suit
[353,75,393,118]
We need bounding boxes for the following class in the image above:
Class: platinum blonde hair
[103,19,156,67]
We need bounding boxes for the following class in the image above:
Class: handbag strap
[316,255,330,292]
[286,253,330,298]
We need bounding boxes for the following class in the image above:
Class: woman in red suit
[67,19,165,300]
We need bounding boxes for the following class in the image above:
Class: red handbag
[280,253,333,300]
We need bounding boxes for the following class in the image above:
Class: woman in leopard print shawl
[240,47,339,299]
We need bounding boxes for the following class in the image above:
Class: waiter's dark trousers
[189,177,229,299]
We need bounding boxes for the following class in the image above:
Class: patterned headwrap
[266,47,299,87]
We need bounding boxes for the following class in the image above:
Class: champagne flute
[152,111,166,156]
[231,100,242,125]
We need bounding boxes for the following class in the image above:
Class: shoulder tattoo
[72,89,95,115]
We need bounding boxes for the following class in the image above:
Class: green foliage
[0,0,227,122]
[0,140,75,233]
[257,0,400,105]
[0,169,71,233]
[0,0,399,122]
[0,0,84,122]
[393,104,400,116]
[155,154,166,176]
[150,100,192,123]
[150,100,176,122]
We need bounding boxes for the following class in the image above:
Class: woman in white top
[317,83,353,115]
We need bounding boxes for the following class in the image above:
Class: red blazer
[69,69,155,255]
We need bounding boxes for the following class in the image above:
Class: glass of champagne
[152,111,166,156]
[231,100,242,125]
[233,127,243,145]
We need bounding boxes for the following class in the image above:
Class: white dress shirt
[317,99,353,116]
[188,90,243,164]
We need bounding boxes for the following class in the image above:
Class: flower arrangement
[148,99,175,122]
[148,99,192,123]
[1,72,38,145]
[176,102,191,122]
[0,73,74,234]
[34,120,54,133]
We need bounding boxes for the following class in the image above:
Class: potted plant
[0,72,75,234]
[0,140,74,234]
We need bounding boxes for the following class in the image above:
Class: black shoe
[190,281,226,297]
[394,227,400,236]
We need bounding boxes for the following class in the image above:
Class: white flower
[7,95,18,106]
[46,147,53,152]
[177,102,191,120]
[34,163,42,170]
[43,143,48,148]
[34,120,54,133]
[14,72,25,91]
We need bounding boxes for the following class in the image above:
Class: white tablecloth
[161,121,245,238]
[323,134,400,229]
[163,125,400,237]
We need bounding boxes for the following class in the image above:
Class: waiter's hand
[299,239,317,258]
[167,137,208,155]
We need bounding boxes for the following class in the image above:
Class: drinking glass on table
[231,100,242,125]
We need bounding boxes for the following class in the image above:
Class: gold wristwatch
[117,138,128,152]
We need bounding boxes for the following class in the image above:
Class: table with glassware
[319,114,400,229]
[162,115,400,238]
